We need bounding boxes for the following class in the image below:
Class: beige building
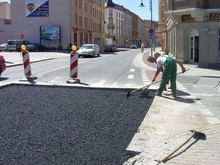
[166,0,220,67]
[0,2,10,20]
[1,0,105,50]
[0,2,11,43]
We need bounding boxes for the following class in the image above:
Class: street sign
[148,34,154,39]
[149,28,154,34]
[20,34,24,38]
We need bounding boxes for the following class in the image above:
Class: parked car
[130,44,137,49]
[0,43,7,52]
[26,43,47,52]
[104,44,117,52]
[0,55,6,76]
[77,44,100,57]
[7,39,30,52]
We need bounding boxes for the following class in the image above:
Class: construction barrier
[21,45,32,78]
[20,45,37,81]
[67,45,80,83]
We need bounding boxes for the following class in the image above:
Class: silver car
[0,43,7,51]
[77,44,100,57]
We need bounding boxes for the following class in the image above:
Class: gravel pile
[0,85,154,165]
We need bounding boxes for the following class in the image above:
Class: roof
[0,2,10,6]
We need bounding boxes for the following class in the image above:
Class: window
[79,16,82,27]
[109,10,113,17]
[218,29,220,63]
[84,3,87,12]
[84,17,87,28]
[75,14,78,25]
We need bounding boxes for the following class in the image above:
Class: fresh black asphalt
[0,85,154,165]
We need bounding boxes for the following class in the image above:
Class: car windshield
[81,45,93,49]
[8,41,16,45]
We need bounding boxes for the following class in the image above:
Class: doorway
[189,29,199,62]
[189,36,199,62]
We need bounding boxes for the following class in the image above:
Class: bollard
[67,45,80,84]
[20,44,37,81]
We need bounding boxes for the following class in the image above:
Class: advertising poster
[26,0,49,17]
[40,25,61,41]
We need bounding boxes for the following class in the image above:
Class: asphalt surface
[0,85,154,165]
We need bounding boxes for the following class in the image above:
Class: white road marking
[127,75,134,79]
[38,66,69,76]
[124,84,132,87]
[206,117,220,124]
[141,69,150,85]
[199,109,214,116]
[93,80,106,86]
[130,69,135,72]
[51,77,61,83]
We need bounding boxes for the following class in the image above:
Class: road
[0,48,155,165]
[1,49,149,88]
[0,49,220,164]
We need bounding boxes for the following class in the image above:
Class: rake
[126,68,189,98]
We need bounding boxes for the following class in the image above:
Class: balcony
[107,24,115,29]
[168,0,208,11]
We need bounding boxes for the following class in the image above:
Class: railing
[168,0,206,10]
[107,24,115,29]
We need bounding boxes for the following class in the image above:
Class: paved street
[0,85,153,165]
[1,49,220,165]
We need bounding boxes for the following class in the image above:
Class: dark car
[104,44,117,52]
[26,43,47,52]
[0,55,6,76]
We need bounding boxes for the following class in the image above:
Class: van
[7,40,30,52]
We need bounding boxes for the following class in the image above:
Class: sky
[0,0,158,21]
[113,0,158,21]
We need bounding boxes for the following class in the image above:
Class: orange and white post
[67,45,80,83]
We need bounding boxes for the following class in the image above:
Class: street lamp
[139,0,153,57]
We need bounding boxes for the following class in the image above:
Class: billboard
[26,0,49,17]
[40,25,61,41]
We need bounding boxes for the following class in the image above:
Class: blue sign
[26,0,49,17]
[148,34,154,39]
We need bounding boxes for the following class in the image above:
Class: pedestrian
[147,52,177,98]
[141,42,144,54]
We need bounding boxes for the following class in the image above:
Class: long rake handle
[161,131,196,162]
[127,68,189,97]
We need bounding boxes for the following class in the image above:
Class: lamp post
[140,0,153,57]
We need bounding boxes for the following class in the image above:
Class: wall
[10,0,71,48]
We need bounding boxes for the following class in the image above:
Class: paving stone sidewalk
[123,48,220,165]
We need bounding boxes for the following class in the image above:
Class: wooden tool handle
[162,131,195,162]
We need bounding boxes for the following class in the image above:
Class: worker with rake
[147,52,184,98]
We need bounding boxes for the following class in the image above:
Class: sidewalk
[2,51,69,67]
[124,48,220,165]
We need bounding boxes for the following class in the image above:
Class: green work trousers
[158,56,177,96]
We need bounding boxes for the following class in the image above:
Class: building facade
[1,0,149,50]
[166,0,220,67]
[0,2,11,43]
[105,0,146,47]
[0,0,105,50]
